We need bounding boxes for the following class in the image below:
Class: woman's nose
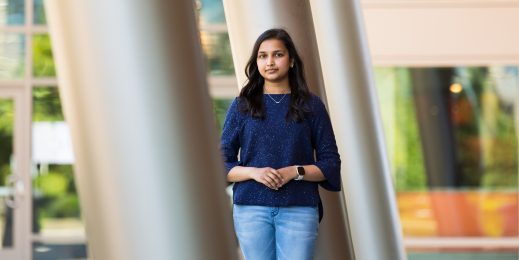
[267,56,274,66]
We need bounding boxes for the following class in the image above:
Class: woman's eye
[276,53,284,57]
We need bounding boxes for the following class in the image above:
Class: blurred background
[1,0,518,259]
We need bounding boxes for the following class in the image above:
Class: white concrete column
[44,1,237,259]
[309,0,406,259]
[223,1,354,259]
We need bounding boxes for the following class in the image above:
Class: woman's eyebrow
[258,49,285,54]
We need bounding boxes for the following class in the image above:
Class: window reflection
[196,0,226,24]
[213,98,233,137]
[0,33,25,79]
[33,34,56,77]
[0,98,14,249]
[200,32,234,76]
[31,87,86,247]
[33,0,46,25]
[375,67,519,240]
[0,0,24,25]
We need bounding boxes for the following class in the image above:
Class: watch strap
[295,166,305,180]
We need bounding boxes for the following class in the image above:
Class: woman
[220,28,341,260]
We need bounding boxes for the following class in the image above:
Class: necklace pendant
[267,93,287,104]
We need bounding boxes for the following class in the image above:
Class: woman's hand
[250,167,284,190]
[277,166,297,186]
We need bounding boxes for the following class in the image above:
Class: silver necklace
[266,93,287,104]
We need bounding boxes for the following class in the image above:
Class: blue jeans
[233,205,319,260]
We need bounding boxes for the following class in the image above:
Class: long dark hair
[238,28,311,122]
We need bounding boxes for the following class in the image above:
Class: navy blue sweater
[220,94,341,207]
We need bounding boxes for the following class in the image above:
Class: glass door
[0,87,29,259]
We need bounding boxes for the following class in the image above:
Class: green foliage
[213,98,233,136]
[375,68,427,191]
[0,99,14,185]
[33,0,47,25]
[479,78,518,189]
[44,194,80,218]
[36,172,68,196]
[0,99,14,135]
[34,164,80,220]
[394,68,427,191]
[33,87,64,121]
[31,86,80,222]
[33,34,56,77]
[375,67,518,191]
[482,169,518,189]
[452,68,518,189]
[202,33,235,75]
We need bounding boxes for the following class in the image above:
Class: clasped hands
[250,166,297,190]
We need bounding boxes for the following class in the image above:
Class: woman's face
[256,39,292,84]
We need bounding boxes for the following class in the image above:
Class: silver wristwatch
[295,166,305,181]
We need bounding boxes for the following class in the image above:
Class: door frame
[0,85,32,260]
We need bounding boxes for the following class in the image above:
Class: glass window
[33,0,46,25]
[0,0,24,25]
[200,32,234,76]
[0,33,25,79]
[375,66,519,257]
[31,87,87,258]
[196,0,226,24]
[33,34,56,77]
[213,98,233,136]
[375,68,427,192]
[0,98,14,249]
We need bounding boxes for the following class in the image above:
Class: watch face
[297,166,306,175]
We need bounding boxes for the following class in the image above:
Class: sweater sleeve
[220,98,242,174]
[311,96,342,191]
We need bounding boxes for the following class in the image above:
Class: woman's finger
[268,169,283,183]
[266,173,280,185]
[263,175,278,189]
